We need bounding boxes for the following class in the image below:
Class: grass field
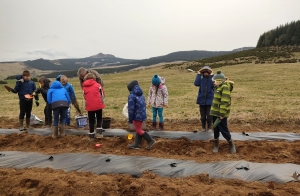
[1,62,300,124]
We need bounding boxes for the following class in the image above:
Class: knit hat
[127,80,139,91]
[84,73,96,81]
[152,74,161,86]
[56,75,62,81]
[213,70,226,80]
[199,66,212,74]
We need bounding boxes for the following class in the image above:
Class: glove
[17,78,24,83]
[4,85,13,92]
[35,100,39,107]
[32,92,37,96]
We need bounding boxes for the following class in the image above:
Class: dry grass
[1,62,300,124]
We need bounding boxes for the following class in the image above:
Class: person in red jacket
[82,73,105,141]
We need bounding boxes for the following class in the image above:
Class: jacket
[210,81,233,118]
[47,81,71,109]
[128,85,147,123]
[147,84,168,108]
[194,74,214,105]
[63,83,76,102]
[13,75,37,100]
[79,69,103,88]
[82,79,105,111]
[35,78,51,102]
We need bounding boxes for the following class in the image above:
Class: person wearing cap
[127,80,156,150]
[194,66,214,132]
[147,74,169,130]
[210,70,236,154]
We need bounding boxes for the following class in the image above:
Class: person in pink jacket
[147,74,169,130]
[82,73,105,141]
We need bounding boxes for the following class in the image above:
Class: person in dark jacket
[77,67,104,88]
[127,80,155,150]
[10,70,39,131]
[34,76,52,128]
[82,73,105,141]
[47,81,71,139]
[194,66,214,132]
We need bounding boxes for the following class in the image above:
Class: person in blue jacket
[10,70,39,131]
[194,66,214,132]
[47,81,71,139]
[56,75,76,126]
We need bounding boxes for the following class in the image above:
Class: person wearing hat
[210,70,236,154]
[194,66,214,132]
[147,74,169,130]
[127,80,156,150]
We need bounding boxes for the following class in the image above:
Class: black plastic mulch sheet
[0,151,299,183]
[0,128,299,141]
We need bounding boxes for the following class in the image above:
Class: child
[34,76,52,128]
[10,70,39,131]
[147,74,168,130]
[194,66,215,132]
[210,70,236,154]
[47,81,71,139]
[128,80,155,149]
[82,73,105,141]
[57,75,76,126]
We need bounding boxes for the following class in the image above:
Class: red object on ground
[94,143,102,148]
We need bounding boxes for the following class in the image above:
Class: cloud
[41,35,58,39]
[26,48,69,59]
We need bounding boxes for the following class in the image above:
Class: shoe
[207,129,213,132]
[19,119,24,131]
[158,122,164,130]
[201,128,206,132]
[59,124,65,137]
[152,122,157,130]
[213,138,219,153]
[89,132,95,141]
[228,139,236,154]
[142,132,156,150]
[128,133,142,149]
[52,126,58,139]
[95,128,103,138]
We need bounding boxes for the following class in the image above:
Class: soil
[0,116,300,196]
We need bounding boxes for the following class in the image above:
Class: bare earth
[0,117,299,196]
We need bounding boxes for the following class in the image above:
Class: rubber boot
[128,133,142,149]
[201,120,206,132]
[228,139,236,154]
[59,124,65,137]
[95,128,103,138]
[152,122,157,130]
[19,119,24,131]
[52,126,58,139]
[24,118,31,130]
[142,132,156,150]
[158,122,164,130]
[89,132,95,141]
[213,138,219,153]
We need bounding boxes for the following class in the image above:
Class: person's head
[152,74,161,86]
[22,70,30,81]
[212,70,226,86]
[38,76,46,87]
[84,73,96,81]
[78,67,88,80]
[127,80,138,91]
[199,66,212,76]
[60,75,68,86]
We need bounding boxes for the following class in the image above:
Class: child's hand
[165,105,169,108]
[35,100,39,107]
[147,104,150,108]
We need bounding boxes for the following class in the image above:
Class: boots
[24,118,31,130]
[152,122,157,130]
[142,132,156,150]
[213,138,219,153]
[228,139,236,154]
[88,132,95,141]
[128,133,142,149]
[95,128,103,138]
[19,119,24,131]
[52,126,58,139]
[59,124,65,137]
[158,122,164,130]
[207,121,212,132]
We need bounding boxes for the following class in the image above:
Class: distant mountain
[232,47,255,52]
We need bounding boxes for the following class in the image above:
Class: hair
[60,75,68,82]
[22,70,30,76]
[38,76,46,83]
[84,73,96,81]
[77,67,88,76]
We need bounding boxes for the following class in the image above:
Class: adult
[77,67,104,88]
[194,66,214,132]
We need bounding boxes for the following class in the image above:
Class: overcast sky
[1,0,300,61]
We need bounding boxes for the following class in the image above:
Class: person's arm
[127,95,135,123]
[147,87,152,105]
[219,85,231,118]
[47,90,52,104]
[89,69,104,87]
[194,74,202,86]
[162,86,168,106]
[65,89,71,105]
[69,85,76,103]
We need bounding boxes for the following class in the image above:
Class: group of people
[6,65,236,153]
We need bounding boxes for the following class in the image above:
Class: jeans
[53,107,67,127]
[64,106,71,125]
[19,99,33,119]
[152,107,164,122]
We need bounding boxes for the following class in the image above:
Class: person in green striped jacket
[210,70,236,154]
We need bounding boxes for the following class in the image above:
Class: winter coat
[13,75,37,100]
[82,79,105,111]
[194,74,214,105]
[210,81,233,118]
[36,78,51,102]
[63,83,76,102]
[47,81,71,109]
[79,69,103,88]
[128,85,147,123]
[147,84,168,108]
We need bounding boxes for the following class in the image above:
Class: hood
[130,85,143,96]
[44,78,51,88]
[50,81,64,89]
[82,79,96,87]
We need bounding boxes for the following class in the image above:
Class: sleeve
[79,77,84,89]
[33,82,39,100]
[194,74,202,86]
[69,85,76,102]
[89,69,104,87]
[147,86,152,104]
[47,90,52,104]
[65,89,71,105]
[127,94,135,123]
[162,85,168,105]
[219,85,231,117]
